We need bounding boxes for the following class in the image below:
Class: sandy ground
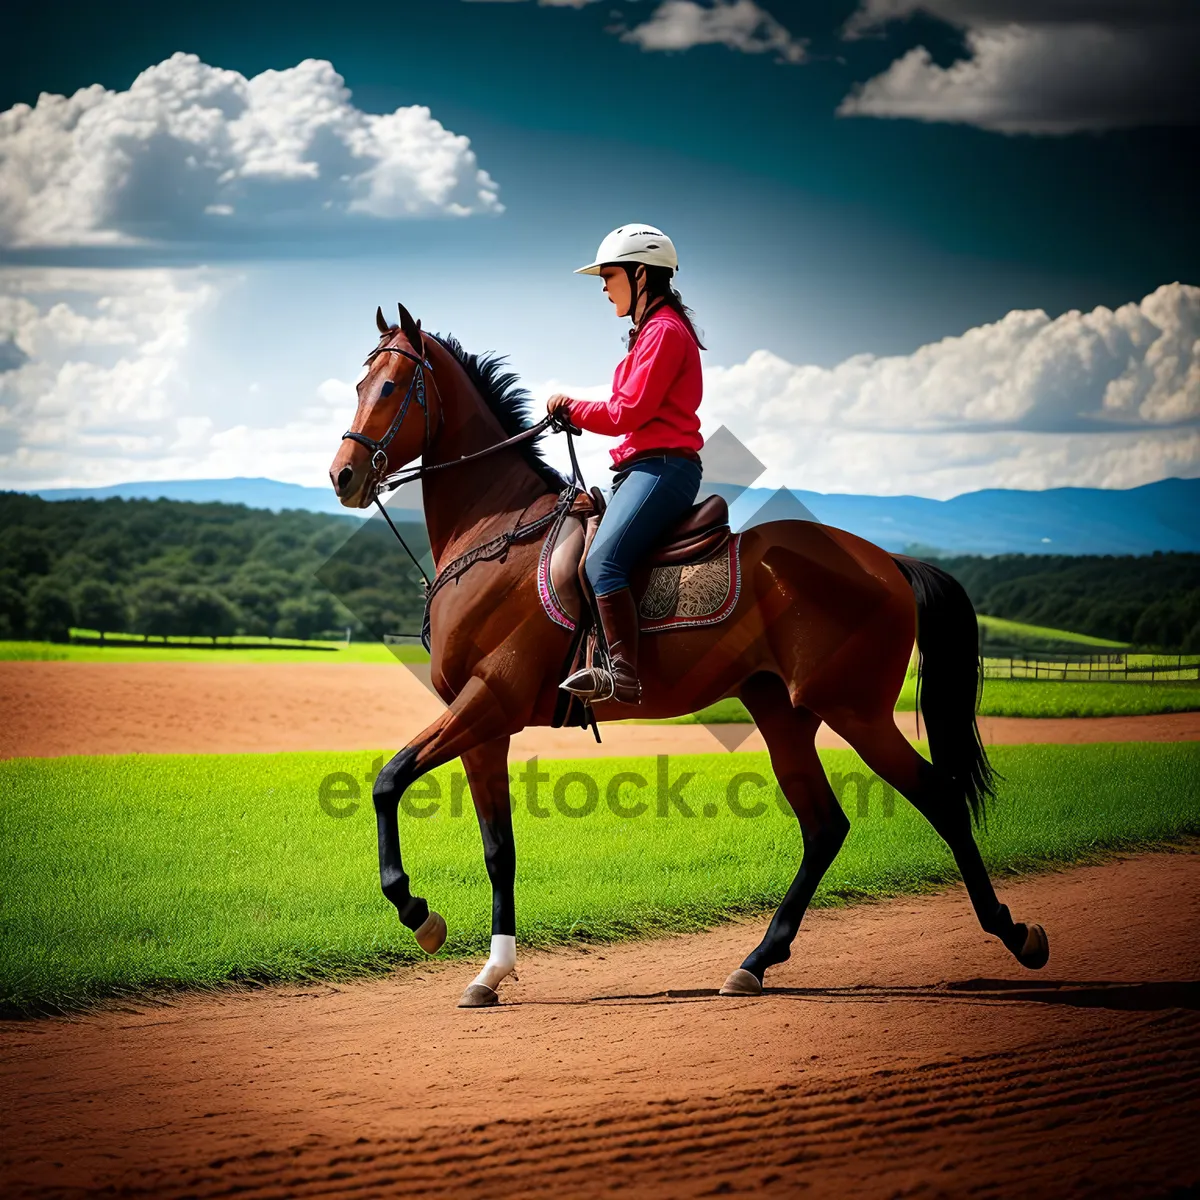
[3,661,1198,759]
[1,850,1197,1198]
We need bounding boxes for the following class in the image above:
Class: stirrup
[561,665,616,703]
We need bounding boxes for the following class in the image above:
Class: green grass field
[2,743,1196,1014]
[0,639,428,664]
[976,614,1128,649]
[0,623,1129,661]
[965,680,1200,717]
[639,678,1200,724]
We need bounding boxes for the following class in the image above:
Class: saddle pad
[537,524,742,634]
[638,533,742,633]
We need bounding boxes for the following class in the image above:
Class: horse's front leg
[372,675,514,953]
[457,736,518,1009]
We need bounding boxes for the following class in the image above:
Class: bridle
[336,329,590,610]
[341,334,586,502]
[340,341,437,483]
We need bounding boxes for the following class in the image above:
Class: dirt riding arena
[1,851,1197,1198]
[3,660,1198,1196]
[3,661,1199,758]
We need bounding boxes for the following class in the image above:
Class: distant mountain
[710,477,1199,556]
[31,476,423,523]
[26,475,1198,556]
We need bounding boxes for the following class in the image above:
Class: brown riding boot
[561,587,642,704]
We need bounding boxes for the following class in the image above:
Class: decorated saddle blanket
[538,514,742,635]
[635,537,742,631]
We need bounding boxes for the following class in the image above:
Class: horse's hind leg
[831,713,1048,969]
[721,672,850,997]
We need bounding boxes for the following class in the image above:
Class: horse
[327,303,1049,1008]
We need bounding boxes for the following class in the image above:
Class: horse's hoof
[719,969,763,997]
[414,911,447,955]
[1015,922,1049,970]
[458,983,499,1009]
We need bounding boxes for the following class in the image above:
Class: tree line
[920,550,1200,653]
[0,493,428,643]
[2,493,1196,651]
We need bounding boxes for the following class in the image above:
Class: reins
[341,344,589,646]
[377,413,562,496]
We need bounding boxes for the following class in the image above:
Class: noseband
[341,344,436,478]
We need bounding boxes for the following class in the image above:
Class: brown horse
[327,304,1049,1007]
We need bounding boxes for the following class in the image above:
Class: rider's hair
[619,264,706,353]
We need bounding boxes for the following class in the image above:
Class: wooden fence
[981,653,1200,683]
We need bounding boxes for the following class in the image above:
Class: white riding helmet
[575,224,678,276]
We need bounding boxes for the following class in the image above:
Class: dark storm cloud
[845,0,1197,34]
[840,0,1200,133]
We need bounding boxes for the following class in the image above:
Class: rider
[546,224,705,705]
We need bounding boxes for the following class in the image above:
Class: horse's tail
[891,554,996,826]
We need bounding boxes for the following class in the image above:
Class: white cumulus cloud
[704,283,1200,433]
[466,0,807,62]
[838,0,1200,133]
[0,268,218,481]
[0,267,356,488]
[537,285,1200,498]
[4,270,1196,501]
[622,1,808,63]
[689,283,1200,495]
[0,53,502,248]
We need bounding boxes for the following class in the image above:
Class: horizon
[15,471,1197,558]
[20,471,1200,505]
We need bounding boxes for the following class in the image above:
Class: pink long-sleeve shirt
[565,305,703,470]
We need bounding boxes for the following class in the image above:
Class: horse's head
[329,303,441,509]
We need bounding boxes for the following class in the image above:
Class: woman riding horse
[547,224,705,705]
[327,265,1050,1007]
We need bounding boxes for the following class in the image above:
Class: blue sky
[1,0,1197,496]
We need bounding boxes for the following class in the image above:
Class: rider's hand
[546,393,573,418]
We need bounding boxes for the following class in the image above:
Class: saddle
[543,491,731,627]
[539,489,736,736]
[641,494,731,567]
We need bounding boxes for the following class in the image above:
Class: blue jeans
[585,455,703,596]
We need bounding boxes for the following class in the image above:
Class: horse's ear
[398,302,424,354]
[375,306,389,335]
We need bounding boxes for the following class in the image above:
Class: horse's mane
[432,334,568,492]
